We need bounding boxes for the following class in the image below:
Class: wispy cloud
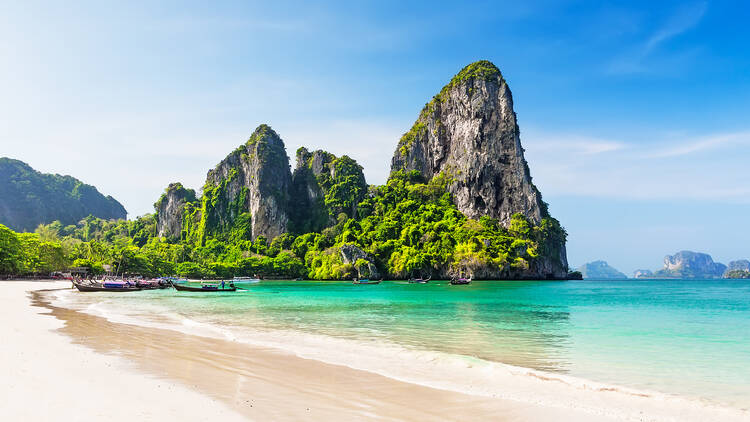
[523,127,750,202]
[607,1,707,74]
[647,131,750,158]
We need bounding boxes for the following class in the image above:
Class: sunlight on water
[60,279,750,408]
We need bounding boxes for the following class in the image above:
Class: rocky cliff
[654,251,726,279]
[0,157,126,231]
[391,60,547,225]
[199,124,292,241]
[289,148,367,233]
[154,183,196,240]
[724,260,750,278]
[577,260,628,279]
[390,60,567,278]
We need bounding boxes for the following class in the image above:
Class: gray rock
[634,269,654,278]
[339,244,380,279]
[204,124,292,240]
[390,60,567,279]
[727,259,750,272]
[154,182,196,240]
[577,260,628,279]
[390,60,546,226]
[655,251,726,279]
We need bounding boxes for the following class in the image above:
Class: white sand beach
[2,280,747,421]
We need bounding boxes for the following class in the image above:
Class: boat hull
[172,283,236,292]
[73,282,141,292]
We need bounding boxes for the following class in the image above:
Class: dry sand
[2,281,747,421]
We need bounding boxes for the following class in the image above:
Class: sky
[2,0,749,275]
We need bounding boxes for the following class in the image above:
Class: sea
[51,278,750,411]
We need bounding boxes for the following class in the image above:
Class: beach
[2,280,748,421]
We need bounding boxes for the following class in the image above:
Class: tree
[0,224,22,275]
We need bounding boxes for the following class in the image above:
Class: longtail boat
[73,280,142,292]
[352,279,382,285]
[172,282,236,292]
[408,276,431,284]
[450,277,472,285]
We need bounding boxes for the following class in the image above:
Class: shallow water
[56,279,750,409]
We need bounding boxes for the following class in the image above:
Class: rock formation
[654,251,726,279]
[200,124,292,241]
[339,244,380,279]
[391,60,547,225]
[577,260,628,279]
[289,148,366,233]
[633,269,654,279]
[390,60,567,278]
[726,259,750,272]
[154,183,196,240]
[724,259,750,278]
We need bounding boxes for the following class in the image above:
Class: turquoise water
[62,279,750,408]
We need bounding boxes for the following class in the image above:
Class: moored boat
[408,276,431,284]
[352,279,383,285]
[172,281,237,292]
[73,280,142,292]
[450,277,472,285]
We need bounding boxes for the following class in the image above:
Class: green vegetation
[724,269,750,279]
[1,169,566,280]
[289,149,368,234]
[0,157,127,232]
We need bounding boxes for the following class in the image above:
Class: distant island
[0,61,573,281]
[633,251,749,279]
[0,158,126,232]
[576,261,627,279]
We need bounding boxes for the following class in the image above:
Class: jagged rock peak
[289,147,367,234]
[203,124,292,241]
[154,182,196,240]
[390,60,547,226]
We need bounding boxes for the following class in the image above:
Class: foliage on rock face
[154,183,196,213]
[0,157,127,232]
[7,169,566,280]
[724,269,750,279]
[289,148,367,234]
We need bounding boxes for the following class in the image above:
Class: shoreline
[4,280,748,421]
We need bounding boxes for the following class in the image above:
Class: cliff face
[154,183,196,240]
[0,157,126,231]
[390,61,567,279]
[289,147,367,234]
[201,125,292,241]
[655,251,726,279]
[391,61,546,226]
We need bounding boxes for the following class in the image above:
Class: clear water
[59,279,750,409]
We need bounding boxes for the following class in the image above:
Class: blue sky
[2,1,749,274]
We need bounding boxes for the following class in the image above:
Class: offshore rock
[391,60,547,226]
[154,182,196,240]
[202,124,292,241]
[633,269,654,279]
[655,251,726,279]
[577,260,628,279]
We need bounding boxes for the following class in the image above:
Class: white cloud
[523,128,750,202]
